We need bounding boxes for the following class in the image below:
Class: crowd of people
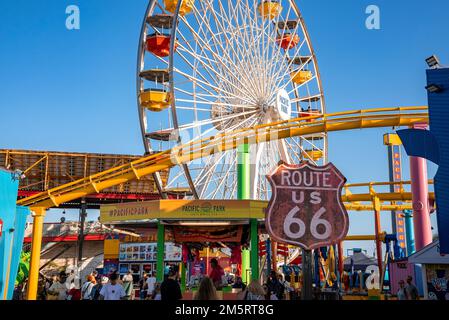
[16,259,421,301]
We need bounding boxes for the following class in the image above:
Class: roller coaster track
[18,106,429,209]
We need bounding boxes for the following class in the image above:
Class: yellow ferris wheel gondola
[257,1,283,20]
[164,0,195,16]
[291,70,313,85]
[302,149,324,161]
[139,89,171,112]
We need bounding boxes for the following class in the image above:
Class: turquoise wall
[0,169,29,300]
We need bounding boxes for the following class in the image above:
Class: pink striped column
[409,123,433,251]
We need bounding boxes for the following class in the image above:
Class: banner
[173,226,243,243]
[100,200,266,223]
[119,242,182,262]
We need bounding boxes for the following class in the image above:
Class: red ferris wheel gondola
[145,33,177,57]
[276,33,300,50]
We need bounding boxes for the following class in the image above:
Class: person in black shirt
[266,271,284,300]
[138,272,148,300]
[161,269,183,301]
[232,276,246,290]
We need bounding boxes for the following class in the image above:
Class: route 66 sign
[266,162,349,250]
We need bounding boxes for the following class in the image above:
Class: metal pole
[250,219,259,281]
[374,208,383,272]
[371,195,383,274]
[271,241,277,271]
[26,207,46,300]
[266,238,272,276]
[403,210,416,255]
[206,246,210,276]
[180,262,186,293]
[156,222,165,282]
[237,144,259,281]
[77,199,87,268]
[241,249,250,284]
[337,241,344,277]
[301,249,313,300]
[237,144,250,200]
[409,124,432,251]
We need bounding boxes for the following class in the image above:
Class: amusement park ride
[0,0,446,301]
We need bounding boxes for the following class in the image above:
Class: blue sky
[1,0,448,255]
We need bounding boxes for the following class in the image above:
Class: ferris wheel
[136,0,327,200]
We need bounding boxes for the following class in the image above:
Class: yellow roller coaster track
[18,106,429,210]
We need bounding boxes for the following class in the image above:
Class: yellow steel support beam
[345,203,413,211]
[26,207,46,300]
[342,191,435,202]
[345,232,387,242]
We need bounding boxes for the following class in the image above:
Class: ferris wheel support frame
[136,0,168,199]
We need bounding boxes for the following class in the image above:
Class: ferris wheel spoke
[176,25,239,97]
[264,4,298,78]
[260,1,292,98]
[242,0,274,98]
[173,87,252,109]
[180,12,238,77]
[175,99,256,109]
[154,1,168,14]
[286,75,317,95]
[181,8,261,100]
[176,42,260,103]
[177,109,258,132]
[267,37,309,95]
[210,158,238,198]
[173,66,255,105]
[177,111,261,149]
[268,38,310,93]
[289,137,318,165]
[175,37,257,104]
[240,0,274,98]
[195,152,230,189]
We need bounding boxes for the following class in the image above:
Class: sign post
[266,162,349,300]
[301,249,313,300]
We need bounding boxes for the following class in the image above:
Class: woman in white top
[397,280,407,300]
[48,273,68,301]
